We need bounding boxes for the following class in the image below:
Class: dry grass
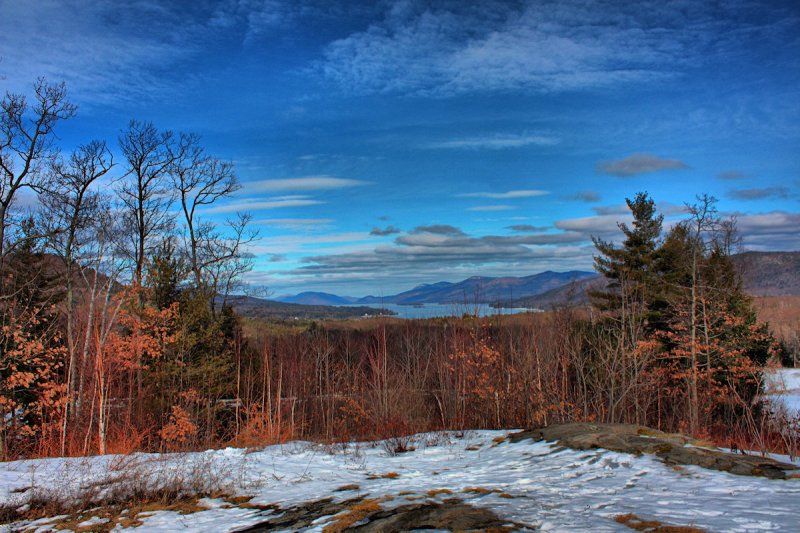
[0,453,254,529]
[462,486,502,495]
[367,471,399,480]
[322,499,382,533]
[615,513,707,532]
[24,497,210,532]
[334,484,360,492]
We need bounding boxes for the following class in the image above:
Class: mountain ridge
[500,251,800,309]
[279,270,597,306]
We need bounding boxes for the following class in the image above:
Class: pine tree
[146,240,183,311]
[591,192,664,324]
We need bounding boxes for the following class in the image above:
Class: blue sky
[1,0,798,296]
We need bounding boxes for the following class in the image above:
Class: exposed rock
[234,496,531,532]
[235,497,358,532]
[510,423,798,479]
[350,501,521,532]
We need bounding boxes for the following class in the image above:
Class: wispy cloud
[0,1,215,105]
[555,214,632,236]
[727,187,790,200]
[596,153,689,177]
[467,205,515,212]
[718,170,750,180]
[506,224,550,233]
[205,196,323,213]
[315,1,781,96]
[736,211,800,250]
[370,225,402,236]
[592,204,630,215]
[256,218,334,229]
[281,222,596,293]
[273,207,800,294]
[428,134,558,149]
[458,190,548,199]
[246,176,369,192]
[569,191,601,202]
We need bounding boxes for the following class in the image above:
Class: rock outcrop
[510,423,798,479]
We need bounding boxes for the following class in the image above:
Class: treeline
[0,79,255,458]
[0,80,785,460]
[233,195,780,450]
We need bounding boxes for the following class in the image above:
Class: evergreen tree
[591,192,664,325]
[146,240,183,311]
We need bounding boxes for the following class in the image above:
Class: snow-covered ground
[2,430,800,532]
[765,367,800,415]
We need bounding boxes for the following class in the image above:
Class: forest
[0,79,790,460]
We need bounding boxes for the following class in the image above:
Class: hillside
[353,271,598,305]
[276,291,357,306]
[494,275,604,309]
[503,251,800,309]
[733,251,800,296]
[220,295,394,320]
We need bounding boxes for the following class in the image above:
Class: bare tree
[0,79,75,266]
[170,140,247,284]
[684,193,720,434]
[41,141,113,451]
[169,139,256,310]
[117,121,185,287]
[204,213,257,312]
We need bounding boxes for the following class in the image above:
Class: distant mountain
[357,271,597,305]
[277,291,357,306]
[357,281,455,304]
[219,295,394,320]
[497,276,604,309]
[732,251,800,296]
[502,251,800,309]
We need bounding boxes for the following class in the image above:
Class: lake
[343,302,540,319]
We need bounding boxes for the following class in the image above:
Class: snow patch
[1,431,799,532]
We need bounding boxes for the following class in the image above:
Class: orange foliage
[0,306,67,457]
[159,405,197,448]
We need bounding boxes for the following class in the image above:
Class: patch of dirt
[510,423,798,479]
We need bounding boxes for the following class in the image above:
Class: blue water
[344,302,540,319]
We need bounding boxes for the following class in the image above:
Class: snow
[764,367,800,416]
[1,430,799,532]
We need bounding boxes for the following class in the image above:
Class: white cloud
[555,214,632,235]
[256,218,334,228]
[315,1,757,96]
[727,187,791,201]
[428,134,559,149]
[467,205,515,212]
[596,153,690,177]
[0,1,205,105]
[245,176,369,192]
[736,211,800,250]
[204,197,323,213]
[459,190,549,199]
